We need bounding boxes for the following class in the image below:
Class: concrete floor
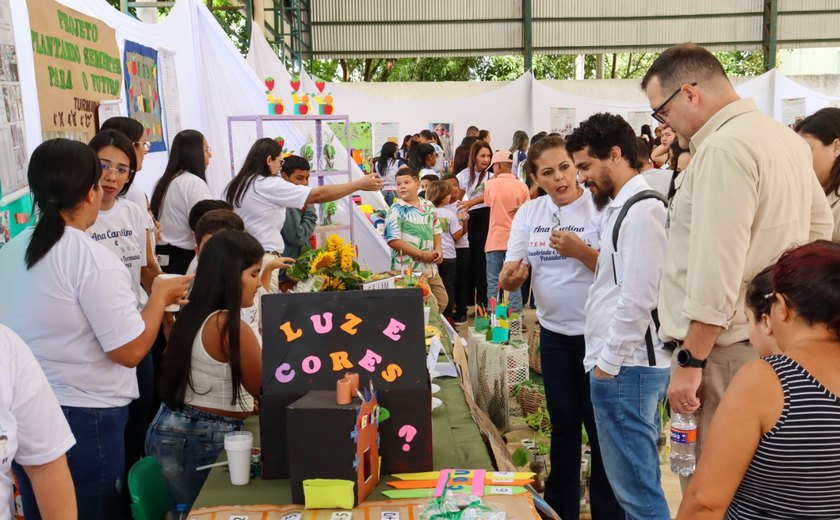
[454,306,682,519]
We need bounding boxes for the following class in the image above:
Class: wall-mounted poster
[626,111,654,135]
[372,122,400,158]
[158,47,182,146]
[123,40,165,152]
[781,97,806,128]
[0,210,9,248]
[428,122,453,159]
[549,107,575,137]
[27,0,120,141]
[328,121,373,173]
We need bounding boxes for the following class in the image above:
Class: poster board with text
[123,40,165,152]
[260,289,432,478]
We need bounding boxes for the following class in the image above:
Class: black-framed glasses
[100,163,133,176]
[651,82,697,124]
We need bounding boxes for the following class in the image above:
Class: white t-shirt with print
[456,168,491,210]
[434,206,462,259]
[420,168,440,180]
[0,228,146,408]
[445,203,469,248]
[226,175,311,252]
[157,172,211,249]
[123,183,157,249]
[88,198,149,310]
[505,193,601,335]
[0,326,75,520]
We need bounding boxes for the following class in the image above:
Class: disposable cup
[157,273,183,312]
[224,431,253,485]
[423,305,431,326]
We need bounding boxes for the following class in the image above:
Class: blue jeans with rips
[13,405,130,520]
[590,366,670,520]
[145,404,244,508]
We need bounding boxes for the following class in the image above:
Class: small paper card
[426,337,444,372]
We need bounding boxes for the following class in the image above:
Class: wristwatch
[677,348,707,369]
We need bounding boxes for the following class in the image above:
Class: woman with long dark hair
[146,230,264,507]
[795,107,840,240]
[375,141,405,206]
[456,140,493,308]
[101,116,149,211]
[0,139,190,518]
[679,240,840,518]
[224,138,382,258]
[509,130,529,178]
[151,129,212,274]
[398,134,413,160]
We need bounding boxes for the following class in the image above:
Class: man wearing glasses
[641,44,833,486]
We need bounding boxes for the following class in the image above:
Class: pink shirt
[484,172,529,252]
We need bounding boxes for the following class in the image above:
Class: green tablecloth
[193,377,494,508]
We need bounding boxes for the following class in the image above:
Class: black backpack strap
[612,189,668,250]
[612,189,668,366]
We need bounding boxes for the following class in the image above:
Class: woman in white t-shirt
[498,136,622,519]
[146,230,264,507]
[456,140,492,308]
[0,325,76,520]
[151,129,213,274]
[101,117,161,258]
[0,139,191,518]
[224,138,383,258]
[374,141,405,206]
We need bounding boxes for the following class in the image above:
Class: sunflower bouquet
[286,234,367,292]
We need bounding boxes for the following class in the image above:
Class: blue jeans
[145,404,244,507]
[540,328,623,520]
[13,405,129,520]
[590,366,670,520]
[486,250,522,313]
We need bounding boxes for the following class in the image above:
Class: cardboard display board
[122,40,166,152]
[0,0,26,202]
[261,289,432,479]
[27,0,120,141]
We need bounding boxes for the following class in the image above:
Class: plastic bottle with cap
[670,412,697,476]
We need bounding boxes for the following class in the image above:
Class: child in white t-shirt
[191,209,293,341]
[442,174,470,324]
[425,181,465,322]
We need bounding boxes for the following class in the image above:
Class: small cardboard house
[287,388,381,507]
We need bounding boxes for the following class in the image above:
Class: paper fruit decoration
[275,136,285,149]
[290,76,301,91]
[265,76,275,92]
[315,80,326,93]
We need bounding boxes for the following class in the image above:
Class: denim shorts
[145,404,244,507]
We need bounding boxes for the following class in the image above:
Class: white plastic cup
[224,431,253,485]
[157,273,183,312]
[423,305,431,326]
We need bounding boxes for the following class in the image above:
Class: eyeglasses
[135,141,151,152]
[100,163,133,176]
[651,82,697,124]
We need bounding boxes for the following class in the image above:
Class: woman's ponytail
[24,139,102,269]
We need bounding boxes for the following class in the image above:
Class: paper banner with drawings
[27,0,120,141]
[372,122,400,158]
[123,40,165,152]
[0,0,26,201]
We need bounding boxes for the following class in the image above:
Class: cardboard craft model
[288,388,381,507]
[261,289,432,479]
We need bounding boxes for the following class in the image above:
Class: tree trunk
[610,53,617,79]
[339,59,349,82]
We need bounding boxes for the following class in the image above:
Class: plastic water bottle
[175,503,189,520]
[670,412,697,476]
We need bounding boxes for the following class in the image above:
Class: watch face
[677,349,690,366]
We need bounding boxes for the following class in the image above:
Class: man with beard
[566,112,672,520]
[641,44,834,487]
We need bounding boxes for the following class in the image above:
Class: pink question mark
[398,425,417,452]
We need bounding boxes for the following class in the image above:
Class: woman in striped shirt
[678,240,840,519]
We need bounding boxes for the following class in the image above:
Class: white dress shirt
[584,174,671,375]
